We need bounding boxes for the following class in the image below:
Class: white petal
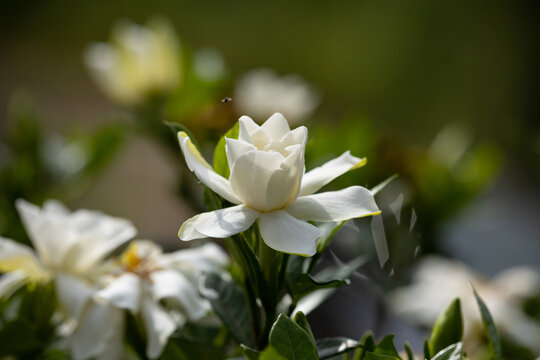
[265,145,304,210]
[141,297,176,359]
[178,132,240,204]
[0,270,28,299]
[238,115,260,143]
[151,270,208,320]
[0,236,43,276]
[259,211,320,256]
[225,137,257,171]
[279,126,308,149]
[299,151,367,196]
[64,210,137,273]
[161,243,229,276]
[94,272,142,312]
[15,199,61,265]
[260,113,291,140]
[70,302,124,360]
[287,186,381,222]
[229,150,284,211]
[55,273,95,322]
[179,205,259,240]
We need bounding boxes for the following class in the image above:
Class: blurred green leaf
[404,342,414,360]
[473,287,502,360]
[241,344,261,360]
[372,334,400,358]
[352,332,375,360]
[290,273,348,303]
[213,122,239,178]
[424,338,431,360]
[431,343,463,360]
[199,272,255,348]
[429,298,463,355]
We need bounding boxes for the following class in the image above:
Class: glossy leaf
[317,337,362,359]
[264,313,319,360]
[290,273,348,302]
[473,287,502,360]
[373,334,400,358]
[199,272,255,348]
[431,343,463,360]
[429,298,463,355]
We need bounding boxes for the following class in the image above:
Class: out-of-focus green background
[1,0,539,352]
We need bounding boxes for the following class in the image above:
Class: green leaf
[260,345,287,360]
[213,122,239,178]
[373,335,399,358]
[431,343,463,360]
[264,313,319,360]
[317,337,362,359]
[363,353,400,360]
[429,298,463,355]
[473,287,502,360]
[203,186,225,211]
[404,342,414,360]
[352,332,375,360]
[241,344,261,360]
[199,272,256,348]
[424,339,431,360]
[293,311,315,341]
[82,124,125,176]
[290,273,348,303]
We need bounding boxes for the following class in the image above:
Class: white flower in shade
[0,200,136,359]
[387,256,540,354]
[90,241,228,359]
[177,113,381,256]
[84,17,180,106]
[0,199,136,301]
[234,69,319,125]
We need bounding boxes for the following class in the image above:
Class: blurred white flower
[85,241,228,359]
[84,17,180,106]
[193,48,226,82]
[234,69,319,125]
[387,256,540,353]
[0,200,136,359]
[178,113,380,256]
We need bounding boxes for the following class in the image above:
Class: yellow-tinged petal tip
[350,157,367,170]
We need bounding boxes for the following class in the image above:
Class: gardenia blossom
[177,113,380,256]
[234,69,319,125]
[387,256,540,354]
[84,17,180,106]
[0,199,136,359]
[89,240,229,359]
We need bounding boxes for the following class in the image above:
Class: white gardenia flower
[177,113,381,256]
[84,17,180,106]
[0,199,136,302]
[387,256,540,353]
[234,69,319,125]
[91,240,228,359]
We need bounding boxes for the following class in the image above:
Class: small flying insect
[221,96,233,103]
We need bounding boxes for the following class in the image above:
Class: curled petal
[94,273,142,313]
[238,115,260,143]
[141,297,176,359]
[299,151,366,196]
[260,113,291,140]
[259,210,320,256]
[179,205,259,241]
[287,186,381,222]
[151,270,208,320]
[0,270,28,299]
[229,150,284,211]
[178,132,240,204]
[70,302,124,360]
[225,137,257,171]
[265,145,304,211]
[0,236,43,277]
